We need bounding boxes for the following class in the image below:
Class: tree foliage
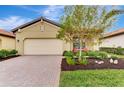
[57,5,124,45]
[57,5,124,61]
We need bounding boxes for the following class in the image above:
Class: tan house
[101,28,124,48]
[11,17,72,55]
[11,16,124,55]
[0,29,15,50]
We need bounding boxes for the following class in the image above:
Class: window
[73,38,85,49]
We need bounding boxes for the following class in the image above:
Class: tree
[57,5,124,61]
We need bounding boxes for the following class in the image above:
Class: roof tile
[104,28,124,38]
[0,29,15,38]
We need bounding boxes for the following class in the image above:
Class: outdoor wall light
[17,40,19,42]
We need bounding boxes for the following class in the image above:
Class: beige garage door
[24,39,63,55]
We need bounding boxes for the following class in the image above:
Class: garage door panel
[24,39,63,55]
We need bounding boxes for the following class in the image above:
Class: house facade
[10,16,124,55]
[0,29,15,50]
[12,17,72,55]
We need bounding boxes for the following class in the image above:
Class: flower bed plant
[62,50,124,71]
[61,58,124,71]
[63,50,110,65]
[64,50,109,59]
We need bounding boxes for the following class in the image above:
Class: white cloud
[17,6,40,13]
[42,5,64,21]
[18,5,64,22]
[0,6,64,31]
[0,16,31,31]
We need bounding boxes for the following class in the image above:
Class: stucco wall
[15,20,72,55]
[100,34,124,48]
[0,36,15,50]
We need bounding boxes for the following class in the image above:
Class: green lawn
[60,69,124,87]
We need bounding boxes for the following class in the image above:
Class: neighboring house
[100,28,124,48]
[0,29,15,50]
[11,17,72,55]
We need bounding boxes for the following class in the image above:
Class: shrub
[116,48,124,55]
[9,49,18,56]
[111,55,118,60]
[97,51,108,59]
[79,57,88,65]
[86,51,99,58]
[64,50,109,61]
[86,51,108,59]
[63,51,74,57]
[65,56,76,65]
[0,49,9,58]
[100,47,124,55]
[0,49,18,58]
[75,51,87,57]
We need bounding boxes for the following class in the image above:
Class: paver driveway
[0,56,62,87]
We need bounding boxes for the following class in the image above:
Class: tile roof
[11,16,61,32]
[104,28,124,38]
[0,29,15,38]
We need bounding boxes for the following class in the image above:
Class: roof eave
[103,32,124,38]
[11,16,61,33]
[0,34,15,38]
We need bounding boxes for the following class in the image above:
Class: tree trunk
[79,39,82,61]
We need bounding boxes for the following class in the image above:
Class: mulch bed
[0,55,20,62]
[61,58,124,71]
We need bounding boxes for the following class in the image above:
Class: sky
[0,5,124,32]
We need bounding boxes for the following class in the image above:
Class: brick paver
[0,56,62,87]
